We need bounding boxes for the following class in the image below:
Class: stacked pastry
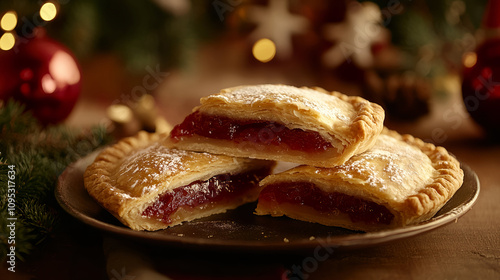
[84,85,464,231]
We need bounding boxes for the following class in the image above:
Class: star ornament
[247,0,309,59]
[322,1,386,69]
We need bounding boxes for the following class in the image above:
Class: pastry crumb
[283,238,289,243]
[177,233,184,237]
[309,236,316,241]
[208,235,214,238]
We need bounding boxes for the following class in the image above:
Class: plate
[55,151,480,253]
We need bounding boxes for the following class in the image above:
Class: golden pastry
[84,131,274,231]
[255,129,464,231]
[168,84,384,168]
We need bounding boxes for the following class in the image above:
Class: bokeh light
[1,11,17,31]
[40,2,58,21]
[463,52,477,68]
[0,32,16,51]
[252,38,276,63]
[107,104,133,123]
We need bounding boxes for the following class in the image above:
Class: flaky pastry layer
[256,128,464,231]
[168,84,384,167]
[84,131,274,231]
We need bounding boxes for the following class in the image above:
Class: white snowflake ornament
[322,1,387,69]
[247,0,309,59]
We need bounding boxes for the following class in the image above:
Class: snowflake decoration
[247,0,309,59]
[322,1,387,69]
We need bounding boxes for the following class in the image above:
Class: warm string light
[1,2,58,51]
[0,32,15,51]
[40,2,57,21]
[1,11,17,31]
[1,11,17,51]
[252,38,276,63]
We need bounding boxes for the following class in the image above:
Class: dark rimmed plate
[55,151,480,253]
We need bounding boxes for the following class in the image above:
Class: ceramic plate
[55,150,480,253]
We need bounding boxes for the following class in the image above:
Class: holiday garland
[0,100,112,261]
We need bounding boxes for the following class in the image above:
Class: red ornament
[0,29,81,124]
[461,0,500,138]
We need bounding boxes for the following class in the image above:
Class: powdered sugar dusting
[339,150,407,188]
[213,85,354,123]
[183,179,226,197]
[113,143,202,197]
[331,134,434,200]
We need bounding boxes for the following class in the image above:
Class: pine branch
[0,100,113,261]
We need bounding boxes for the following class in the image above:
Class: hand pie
[255,129,464,231]
[84,131,274,231]
[167,84,384,168]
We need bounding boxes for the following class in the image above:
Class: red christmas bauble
[0,30,81,124]
[461,0,500,138]
[462,39,500,138]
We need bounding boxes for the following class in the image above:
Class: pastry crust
[255,128,464,231]
[167,84,385,167]
[84,131,274,231]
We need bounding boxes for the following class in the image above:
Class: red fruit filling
[142,168,270,224]
[170,112,333,153]
[259,182,394,225]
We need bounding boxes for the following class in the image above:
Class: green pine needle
[0,99,113,261]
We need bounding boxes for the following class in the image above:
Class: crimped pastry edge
[170,85,385,167]
[312,87,385,163]
[84,131,275,231]
[84,131,161,228]
[391,129,464,224]
[256,128,464,230]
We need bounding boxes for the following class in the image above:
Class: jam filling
[142,168,269,224]
[259,182,394,225]
[170,111,333,153]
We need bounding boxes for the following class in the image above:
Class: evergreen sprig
[0,100,113,261]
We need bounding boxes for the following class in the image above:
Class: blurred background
[2,0,497,143]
